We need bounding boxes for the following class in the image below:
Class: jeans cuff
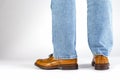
[53,54,77,59]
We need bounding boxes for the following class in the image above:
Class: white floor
[0,56,120,80]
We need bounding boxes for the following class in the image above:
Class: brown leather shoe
[92,55,110,70]
[35,54,78,70]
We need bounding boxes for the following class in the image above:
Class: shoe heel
[60,64,78,70]
[92,61,95,66]
[95,64,109,70]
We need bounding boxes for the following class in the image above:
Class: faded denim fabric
[51,0,113,59]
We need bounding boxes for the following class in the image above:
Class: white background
[0,0,120,80]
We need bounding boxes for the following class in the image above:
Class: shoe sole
[94,64,109,70]
[92,61,109,70]
[35,63,78,70]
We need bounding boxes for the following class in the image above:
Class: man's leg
[87,0,113,70]
[35,0,78,70]
[51,0,77,59]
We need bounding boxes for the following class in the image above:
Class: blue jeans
[51,0,113,59]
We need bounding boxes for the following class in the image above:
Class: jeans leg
[51,0,77,59]
[87,0,113,56]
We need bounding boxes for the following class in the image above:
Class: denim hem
[53,54,77,59]
[93,53,108,57]
[91,49,110,57]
